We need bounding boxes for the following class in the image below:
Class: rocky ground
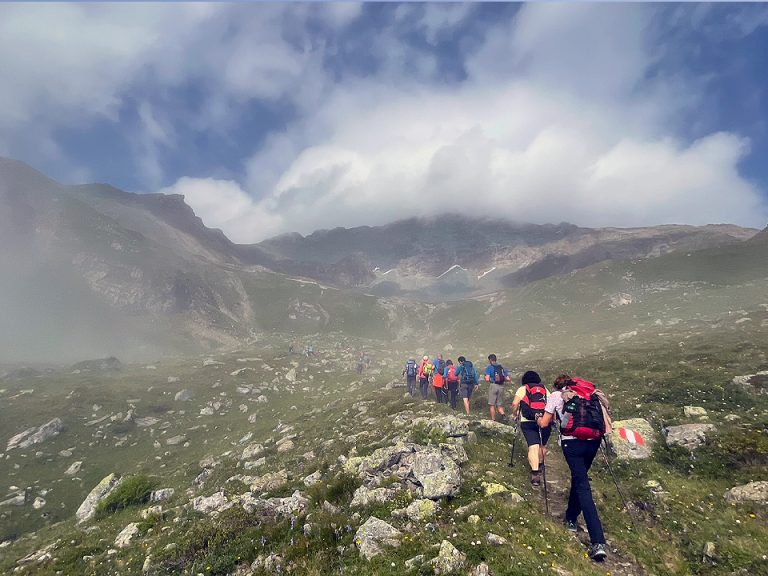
[1,328,767,576]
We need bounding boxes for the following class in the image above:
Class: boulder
[354,516,402,560]
[486,533,508,546]
[430,540,466,575]
[76,473,121,523]
[470,419,516,437]
[192,491,232,515]
[724,481,768,504]
[665,424,716,450]
[473,563,491,576]
[6,418,64,451]
[684,406,707,418]
[401,498,439,522]
[150,488,175,503]
[32,497,46,510]
[612,418,655,460]
[277,439,295,453]
[241,443,265,461]
[64,461,83,476]
[351,485,398,508]
[250,470,288,493]
[481,482,509,497]
[115,522,140,548]
[411,449,461,499]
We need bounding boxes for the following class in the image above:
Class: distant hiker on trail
[511,370,551,486]
[484,354,509,422]
[356,352,365,375]
[432,353,447,403]
[418,356,434,400]
[403,358,418,397]
[536,374,612,562]
[443,359,460,410]
[454,356,478,415]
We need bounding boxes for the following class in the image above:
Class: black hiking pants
[446,381,459,409]
[419,377,429,399]
[406,376,417,397]
[562,438,605,545]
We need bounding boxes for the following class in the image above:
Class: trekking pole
[538,426,549,516]
[509,416,520,467]
[599,437,637,532]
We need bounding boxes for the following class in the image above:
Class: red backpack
[446,365,458,383]
[520,383,547,420]
[560,378,606,440]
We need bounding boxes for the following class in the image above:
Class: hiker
[403,358,418,397]
[511,370,551,486]
[536,374,612,562]
[443,359,460,410]
[432,353,447,403]
[484,354,509,422]
[454,356,478,415]
[418,356,434,400]
[356,353,365,375]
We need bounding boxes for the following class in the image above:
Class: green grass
[95,475,156,518]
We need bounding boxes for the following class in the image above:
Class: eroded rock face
[724,481,768,504]
[612,418,655,460]
[354,516,402,560]
[6,418,64,451]
[665,424,716,450]
[76,473,121,523]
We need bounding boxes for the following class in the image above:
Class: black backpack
[520,383,547,420]
[560,379,605,440]
[461,361,477,385]
[405,360,417,377]
[492,364,507,385]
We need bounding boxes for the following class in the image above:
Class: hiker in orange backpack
[443,359,460,410]
[511,370,551,487]
[432,353,447,403]
[536,374,612,562]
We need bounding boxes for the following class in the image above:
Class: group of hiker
[402,354,612,563]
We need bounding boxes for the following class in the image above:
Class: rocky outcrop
[354,516,402,560]
[665,424,716,450]
[6,418,64,451]
[612,418,655,460]
[76,473,121,523]
[724,481,768,504]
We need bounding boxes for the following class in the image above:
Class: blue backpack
[405,359,417,377]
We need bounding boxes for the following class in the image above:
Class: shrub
[95,474,156,518]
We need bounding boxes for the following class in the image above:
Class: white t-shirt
[544,390,576,440]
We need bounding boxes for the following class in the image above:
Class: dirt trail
[538,442,647,576]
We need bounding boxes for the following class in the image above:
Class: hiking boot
[588,543,607,562]
[530,471,541,487]
[563,519,580,533]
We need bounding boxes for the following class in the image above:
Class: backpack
[405,360,416,377]
[559,378,605,440]
[446,365,458,382]
[436,359,446,375]
[491,364,507,385]
[422,362,434,377]
[460,361,477,386]
[520,383,547,420]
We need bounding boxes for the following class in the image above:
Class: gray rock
[486,533,508,546]
[32,497,46,510]
[0,493,25,507]
[684,406,707,418]
[470,419,516,437]
[6,418,64,451]
[430,540,466,575]
[239,490,310,518]
[405,555,425,571]
[724,481,768,504]
[76,473,121,523]
[473,563,491,576]
[115,522,140,548]
[150,488,175,503]
[174,389,193,402]
[354,516,402,560]
[165,434,187,446]
[703,541,716,563]
[277,439,295,453]
[351,485,399,508]
[665,424,716,450]
[194,468,212,488]
[411,449,461,499]
[250,470,288,493]
[303,471,322,487]
[200,406,215,416]
[192,491,232,515]
[612,418,655,460]
[64,460,83,476]
[402,499,439,522]
[241,443,265,461]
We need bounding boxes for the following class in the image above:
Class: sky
[1,2,768,243]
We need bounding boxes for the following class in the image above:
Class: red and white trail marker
[618,427,645,446]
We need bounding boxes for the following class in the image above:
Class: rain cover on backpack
[560,378,605,440]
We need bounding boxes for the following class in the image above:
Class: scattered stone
[165,435,187,446]
[241,443,265,460]
[6,418,64,451]
[612,418,655,460]
[285,368,297,383]
[724,481,768,504]
[665,424,716,450]
[199,455,221,469]
[150,488,175,503]
[140,505,164,520]
[200,407,215,416]
[115,522,140,548]
[192,491,232,515]
[303,471,323,487]
[703,541,716,564]
[277,439,295,453]
[354,516,402,560]
[351,486,399,508]
[684,406,707,418]
[486,533,508,546]
[167,376,179,383]
[15,539,61,566]
[76,473,121,523]
[401,498,439,522]
[194,468,212,488]
[231,367,254,377]
[65,461,83,476]
[481,482,509,497]
[202,358,224,367]
[430,540,466,575]
[135,417,161,428]
[174,389,193,402]
[473,562,491,576]
[411,449,462,499]
[250,470,288,493]
[244,458,266,470]
[32,497,46,510]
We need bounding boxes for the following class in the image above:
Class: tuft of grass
[307,472,359,506]
[95,474,156,518]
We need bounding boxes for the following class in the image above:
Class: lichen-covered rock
[430,540,466,575]
[6,418,64,451]
[481,482,509,497]
[393,498,439,522]
[115,522,140,548]
[351,485,399,508]
[174,389,193,402]
[354,516,402,560]
[411,449,461,499]
[612,418,655,460]
[192,491,232,515]
[76,473,120,523]
[724,481,768,504]
[684,406,707,418]
[665,424,716,450]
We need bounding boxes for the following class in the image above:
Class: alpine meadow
[1,3,768,576]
